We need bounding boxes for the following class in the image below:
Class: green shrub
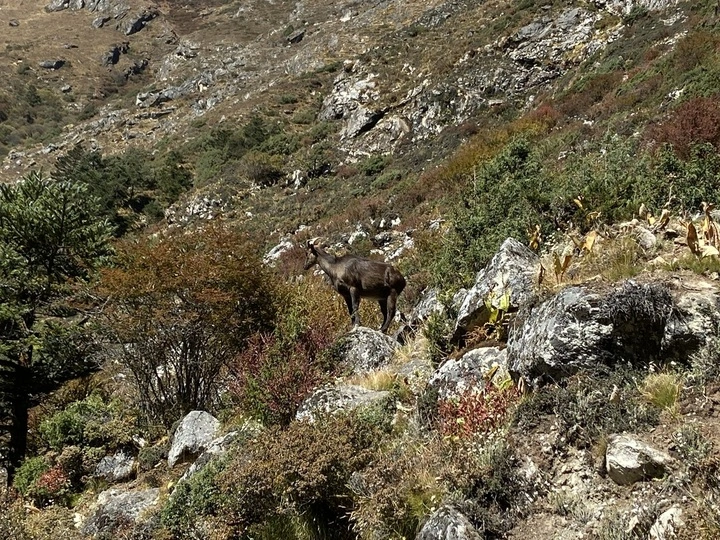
[38,393,135,452]
[161,456,229,538]
[137,443,168,472]
[13,456,49,498]
[515,367,660,449]
[239,150,285,186]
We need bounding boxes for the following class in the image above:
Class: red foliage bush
[437,384,520,439]
[646,95,720,158]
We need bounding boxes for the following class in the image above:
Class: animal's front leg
[378,298,388,333]
[349,288,361,327]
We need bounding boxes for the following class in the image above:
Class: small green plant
[13,456,50,498]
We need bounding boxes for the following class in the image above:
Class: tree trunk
[8,360,30,475]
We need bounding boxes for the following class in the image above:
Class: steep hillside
[2,0,720,539]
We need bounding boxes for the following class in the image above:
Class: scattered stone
[287,29,306,44]
[9,19,19,27]
[94,450,135,483]
[39,59,65,70]
[81,487,159,537]
[120,8,158,36]
[45,0,70,12]
[428,346,508,400]
[416,505,482,540]
[296,384,391,422]
[92,16,111,28]
[649,505,684,540]
[605,434,673,485]
[168,411,221,468]
[61,85,72,93]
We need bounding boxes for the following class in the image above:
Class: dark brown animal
[303,242,406,333]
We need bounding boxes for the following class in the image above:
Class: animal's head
[303,241,319,270]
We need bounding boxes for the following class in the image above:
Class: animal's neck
[315,249,337,278]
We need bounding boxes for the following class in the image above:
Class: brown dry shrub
[98,224,278,425]
[217,413,384,537]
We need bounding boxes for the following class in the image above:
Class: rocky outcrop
[508,281,675,386]
[455,238,540,341]
[296,384,392,422]
[336,327,401,374]
[428,346,508,400]
[94,450,135,483]
[416,506,482,540]
[81,487,159,537]
[168,411,221,468]
[605,434,673,485]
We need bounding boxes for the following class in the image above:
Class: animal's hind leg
[380,291,398,333]
[378,298,388,333]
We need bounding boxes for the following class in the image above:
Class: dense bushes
[99,225,279,426]
[162,413,386,539]
[228,281,348,425]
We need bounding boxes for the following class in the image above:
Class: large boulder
[94,450,135,483]
[416,505,482,540]
[337,327,400,374]
[168,411,221,468]
[508,281,674,386]
[605,434,673,485]
[81,487,159,537]
[454,238,539,341]
[662,277,720,360]
[296,384,391,422]
[428,346,508,400]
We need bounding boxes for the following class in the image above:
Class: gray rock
[39,59,65,69]
[662,279,720,361]
[636,226,657,250]
[605,434,673,485]
[428,346,508,400]
[287,29,306,44]
[337,326,401,374]
[455,237,539,340]
[296,384,391,422]
[81,487,159,537]
[416,505,482,540]
[649,505,684,540]
[45,0,70,12]
[168,411,221,468]
[508,281,673,386]
[92,16,110,28]
[409,287,445,326]
[94,450,135,483]
[0,465,7,493]
[121,8,158,36]
[180,431,239,482]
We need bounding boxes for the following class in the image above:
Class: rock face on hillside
[507,276,720,386]
[507,281,675,385]
[416,506,482,540]
[168,411,220,468]
[428,346,508,400]
[455,238,540,341]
